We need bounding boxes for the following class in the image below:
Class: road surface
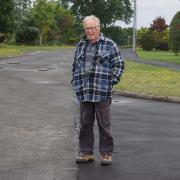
[0,49,180,180]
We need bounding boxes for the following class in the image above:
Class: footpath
[121,48,180,71]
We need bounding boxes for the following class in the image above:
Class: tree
[150,17,169,51]
[0,0,14,33]
[137,27,149,47]
[14,9,40,45]
[15,27,39,45]
[14,0,33,35]
[169,11,180,55]
[60,0,133,27]
[150,16,168,32]
[54,6,74,40]
[138,29,155,51]
[32,0,54,45]
[14,0,31,10]
[102,27,133,46]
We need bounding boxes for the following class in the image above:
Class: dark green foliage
[14,0,31,10]
[155,40,169,51]
[150,16,169,51]
[0,0,14,33]
[169,11,180,55]
[102,26,133,46]
[14,8,39,45]
[13,0,32,30]
[60,0,133,27]
[141,31,155,51]
[0,0,134,46]
[15,27,39,45]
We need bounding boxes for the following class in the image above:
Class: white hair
[83,15,100,28]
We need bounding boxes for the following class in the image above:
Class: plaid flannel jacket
[71,34,124,102]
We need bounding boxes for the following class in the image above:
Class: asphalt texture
[0,49,180,180]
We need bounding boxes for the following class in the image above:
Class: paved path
[0,49,180,180]
[122,48,180,71]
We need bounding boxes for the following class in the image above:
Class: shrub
[15,27,39,45]
[0,33,5,43]
[141,31,155,51]
[155,40,169,51]
[169,11,180,55]
[102,26,133,46]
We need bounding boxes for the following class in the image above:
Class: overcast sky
[119,0,180,29]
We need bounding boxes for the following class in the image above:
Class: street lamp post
[132,0,137,53]
[128,36,131,48]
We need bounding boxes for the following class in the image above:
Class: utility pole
[132,0,137,52]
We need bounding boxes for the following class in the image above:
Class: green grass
[0,44,73,57]
[114,60,180,98]
[137,48,180,65]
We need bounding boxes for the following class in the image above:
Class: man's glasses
[84,26,97,31]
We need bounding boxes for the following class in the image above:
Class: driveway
[0,49,180,180]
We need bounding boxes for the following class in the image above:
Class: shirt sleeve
[71,46,78,86]
[110,43,125,85]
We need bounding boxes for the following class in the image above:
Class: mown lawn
[137,48,180,65]
[114,60,180,98]
[0,44,73,57]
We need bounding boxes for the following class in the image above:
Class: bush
[15,27,39,45]
[169,11,180,55]
[0,33,5,43]
[155,40,169,51]
[67,37,80,45]
[102,26,133,46]
[141,31,155,51]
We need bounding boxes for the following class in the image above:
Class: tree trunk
[39,33,43,46]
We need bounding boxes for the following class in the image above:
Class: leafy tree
[150,16,168,32]
[14,0,32,33]
[137,27,149,47]
[0,0,14,33]
[169,11,180,55]
[140,30,155,51]
[102,26,133,46]
[15,27,39,45]
[60,0,133,27]
[14,0,31,11]
[54,5,75,43]
[14,9,40,45]
[32,0,54,45]
[43,1,78,45]
[57,0,69,9]
[14,0,32,28]
[150,16,169,51]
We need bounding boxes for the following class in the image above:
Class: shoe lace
[102,154,110,160]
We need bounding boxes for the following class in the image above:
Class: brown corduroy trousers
[79,98,113,155]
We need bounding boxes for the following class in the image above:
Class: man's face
[84,19,100,43]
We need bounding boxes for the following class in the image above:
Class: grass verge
[0,44,73,57]
[137,48,180,65]
[114,60,180,98]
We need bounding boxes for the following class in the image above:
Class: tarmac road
[0,49,180,180]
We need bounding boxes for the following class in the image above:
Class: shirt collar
[83,33,105,44]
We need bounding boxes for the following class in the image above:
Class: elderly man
[71,15,124,165]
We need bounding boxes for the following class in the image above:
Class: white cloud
[119,0,180,29]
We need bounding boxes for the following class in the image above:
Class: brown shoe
[76,152,95,163]
[101,154,112,165]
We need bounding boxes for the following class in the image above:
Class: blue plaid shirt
[71,34,124,102]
